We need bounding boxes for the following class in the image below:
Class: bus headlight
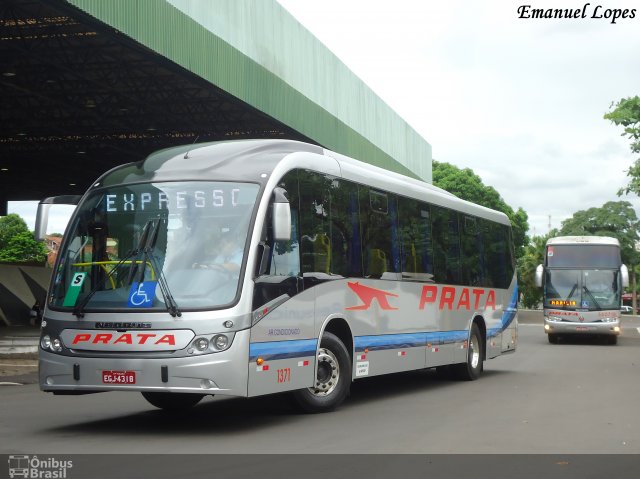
[51,338,63,353]
[193,337,209,351]
[41,335,63,353]
[212,334,230,351]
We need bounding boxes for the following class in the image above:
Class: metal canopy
[0,0,312,207]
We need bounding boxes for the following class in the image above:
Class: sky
[276,0,640,237]
[7,0,640,237]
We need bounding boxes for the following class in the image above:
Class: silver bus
[535,236,628,345]
[36,139,518,412]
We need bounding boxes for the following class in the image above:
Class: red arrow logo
[346,281,399,310]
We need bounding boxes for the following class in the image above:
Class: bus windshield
[544,269,621,310]
[50,181,260,312]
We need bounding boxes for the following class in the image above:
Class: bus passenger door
[249,175,316,397]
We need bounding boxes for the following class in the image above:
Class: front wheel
[292,332,351,413]
[141,392,205,411]
[451,323,484,381]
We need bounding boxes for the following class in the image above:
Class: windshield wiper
[565,282,578,304]
[582,286,601,310]
[73,247,140,318]
[136,219,182,318]
[73,219,181,318]
[126,219,154,285]
[549,282,578,309]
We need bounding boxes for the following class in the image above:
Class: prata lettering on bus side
[419,285,496,311]
[345,282,497,311]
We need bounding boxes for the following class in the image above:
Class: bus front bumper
[39,330,250,397]
[544,319,620,336]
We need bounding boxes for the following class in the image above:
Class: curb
[0,337,39,358]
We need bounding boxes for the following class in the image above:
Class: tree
[604,96,640,196]
[559,201,639,265]
[0,214,29,249]
[432,160,530,257]
[517,232,558,309]
[0,214,48,264]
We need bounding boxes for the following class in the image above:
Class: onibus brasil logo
[8,455,73,479]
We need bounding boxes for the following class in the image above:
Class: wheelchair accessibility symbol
[128,281,156,307]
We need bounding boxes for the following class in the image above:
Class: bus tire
[292,332,351,413]
[452,323,483,381]
[548,333,559,344]
[141,392,205,411]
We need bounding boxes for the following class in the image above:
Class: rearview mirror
[535,264,543,288]
[34,195,81,240]
[272,187,291,242]
[621,264,629,288]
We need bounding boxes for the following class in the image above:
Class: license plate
[102,370,136,384]
[575,326,590,331]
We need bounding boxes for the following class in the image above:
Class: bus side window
[359,187,400,279]
[398,196,434,282]
[297,171,363,285]
[461,215,485,286]
[329,177,362,278]
[298,170,332,283]
[431,205,461,285]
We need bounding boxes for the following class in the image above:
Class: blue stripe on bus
[354,330,468,352]
[250,285,518,360]
[249,339,318,361]
[488,285,518,338]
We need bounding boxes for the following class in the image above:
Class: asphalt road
[1,314,640,457]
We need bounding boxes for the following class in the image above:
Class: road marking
[0,382,24,386]
[0,363,37,367]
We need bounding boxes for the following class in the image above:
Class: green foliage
[432,160,530,258]
[558,201,639,266]
[0,214,48,264]
[516,231,558,309]
[0,213,28,248]
[604,96,640,196]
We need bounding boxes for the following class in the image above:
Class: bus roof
[96,139,510,226]
[546,236,621,247]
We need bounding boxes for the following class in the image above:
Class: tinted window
[360,187,400,279]
[328,177,362,277]
[398,196,434,281]
[297,171,362,279]
[546,245,621,268]
[431,205,461,284]
[461,215,485,286]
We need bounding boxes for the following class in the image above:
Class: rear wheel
[141,392,205,411]
[451,323,483,381]
[292,332,351,413]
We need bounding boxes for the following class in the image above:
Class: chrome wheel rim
[309,347,340,396]
[470,335,480,369]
